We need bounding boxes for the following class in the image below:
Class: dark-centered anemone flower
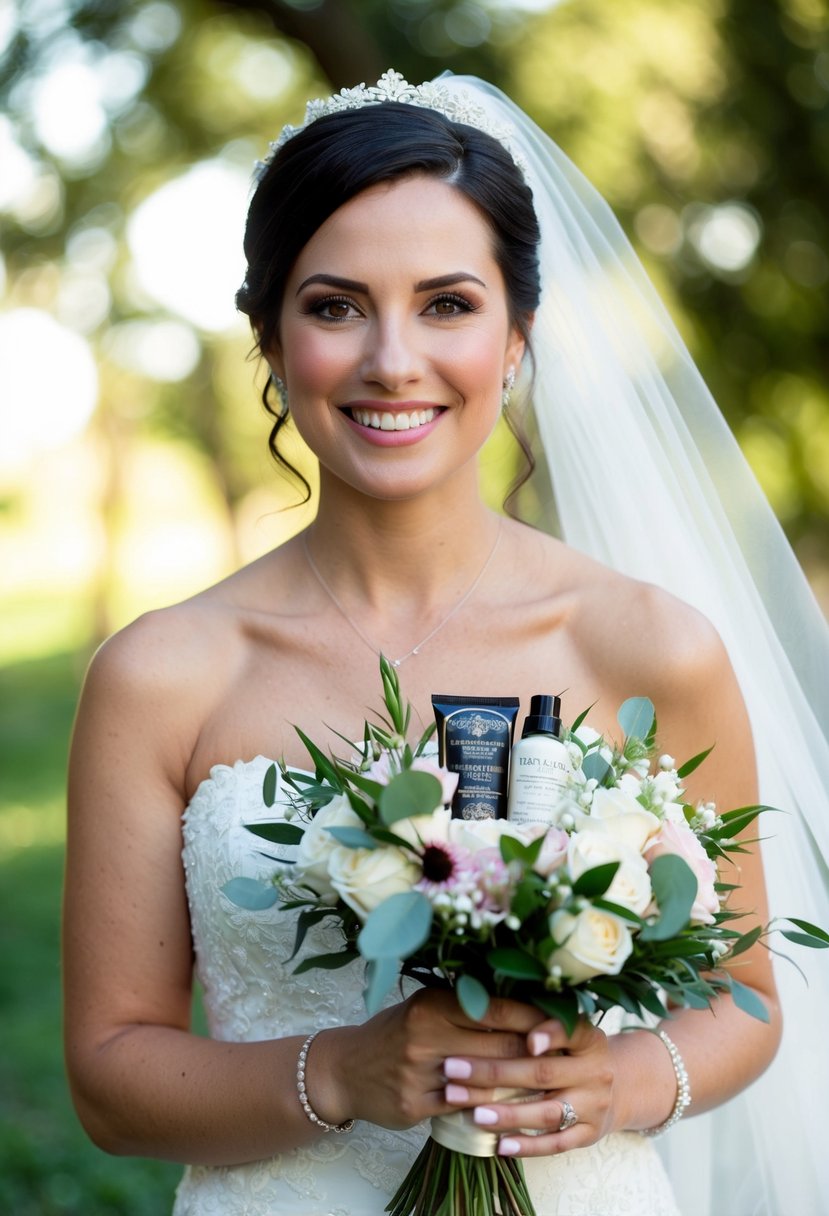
[417,840,473,897]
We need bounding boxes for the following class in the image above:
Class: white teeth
[351,408,436,431]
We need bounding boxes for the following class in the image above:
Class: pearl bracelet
[642,1029,691,1137]
[296,1031,354,1134]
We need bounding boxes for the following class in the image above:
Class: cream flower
[588,787,661,853]
[567,828,652,914]
[294,794,363,897]
[548,907,633,983]
[327,843,420,921]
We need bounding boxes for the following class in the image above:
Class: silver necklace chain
[302,521,502,668]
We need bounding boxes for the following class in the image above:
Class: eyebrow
[295,271,487,295]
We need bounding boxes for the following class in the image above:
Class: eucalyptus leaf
[572,861,620,899]
[357,890,432,960]
[456,973,490,1021]
[486,947,546,980]
[723,925,763,959]
[617,696,655,742]
[781,930,829,949]
[263,763,278,808]
[364,956,401,1015]
[782,917,829,945]
[730,978,770,1023]
[582,751,611,785]
[499,833,544,866]
[639,854,697,941]
[288,907,339,961]
[246,821,304,845]
[344,769,386,801]
[293,950,359,974]
[220,877,278,911]
[378,770,443,825]
[326,826,379,850]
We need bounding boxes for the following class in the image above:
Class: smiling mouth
[346,406,440,432]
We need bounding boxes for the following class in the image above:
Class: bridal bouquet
[223,659,827,1216]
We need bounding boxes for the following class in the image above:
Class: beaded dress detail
[174,756,681,1215]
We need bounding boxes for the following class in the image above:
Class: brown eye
[427,293,475,317]
[309,295,357,321]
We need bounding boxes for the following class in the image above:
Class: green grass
[0,648,181,1214]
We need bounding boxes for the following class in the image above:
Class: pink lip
[340,402,446,447]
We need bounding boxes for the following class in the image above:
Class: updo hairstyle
[236,101,542,503]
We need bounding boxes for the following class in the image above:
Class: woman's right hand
[311,988,546,1131]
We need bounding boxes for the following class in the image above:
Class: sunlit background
[1,1,827,1210]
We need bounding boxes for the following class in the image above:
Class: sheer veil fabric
[442,75,829,1216]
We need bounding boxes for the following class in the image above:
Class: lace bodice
[174,756,682,1215]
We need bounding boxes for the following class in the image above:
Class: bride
[63,73,829,1215]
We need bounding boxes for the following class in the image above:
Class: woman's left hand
[442,1016,616,1157]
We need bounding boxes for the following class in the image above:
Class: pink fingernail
[445,1084,469,1104]
[498,1137,521,1156]
[473,1106,498,1125]
[529,1031,550,1056]
[443,1057,472,1080]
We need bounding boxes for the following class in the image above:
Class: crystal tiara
[253,69,526,181]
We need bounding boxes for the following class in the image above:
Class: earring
[501,367,516,410]
[271,372,289,414]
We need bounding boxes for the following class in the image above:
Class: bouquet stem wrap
[387,1090,541,1216]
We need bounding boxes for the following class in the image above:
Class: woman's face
[268,173,527,503]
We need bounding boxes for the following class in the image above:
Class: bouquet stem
[386,1092,539,1216]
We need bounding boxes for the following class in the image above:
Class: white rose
[548,907,633,983]
[574,725,611,755]
[567,828,652,914]
[448,817,531,853]
[588,787,661,853]
[295,795,363,896]
[662,801,689,825]
[327,844,420,921]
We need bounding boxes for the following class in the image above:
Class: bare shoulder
[509,526,740,722]
[73,577,257,797]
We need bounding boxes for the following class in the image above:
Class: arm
[63,609,547,1165]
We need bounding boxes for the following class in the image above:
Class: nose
[360,315,423,391]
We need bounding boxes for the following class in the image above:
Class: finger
[467,1094,585,1136]
[527,1017,602,1057]
[497,1127,584,1158]
[442,1050,585,1093]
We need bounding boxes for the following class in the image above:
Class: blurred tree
[1,0,826,645]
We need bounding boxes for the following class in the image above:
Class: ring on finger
[558,1100,579,1132]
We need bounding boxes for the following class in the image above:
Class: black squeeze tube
[431,695,520,820]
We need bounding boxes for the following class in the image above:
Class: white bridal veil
[443,75,829,1216]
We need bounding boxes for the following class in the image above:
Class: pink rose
[531,826,569,877]
[366,754,458,806]
[645,819,719,925]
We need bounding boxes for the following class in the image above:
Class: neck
[306,475,501,611]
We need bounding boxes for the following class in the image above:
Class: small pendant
[392,658,401,668]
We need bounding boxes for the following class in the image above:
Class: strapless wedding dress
[173,756,681,1216]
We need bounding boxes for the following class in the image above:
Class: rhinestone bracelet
[296,1031,355,1134]
[642,1029,691,1137]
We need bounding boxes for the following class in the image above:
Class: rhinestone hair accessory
[254,69,527,181]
